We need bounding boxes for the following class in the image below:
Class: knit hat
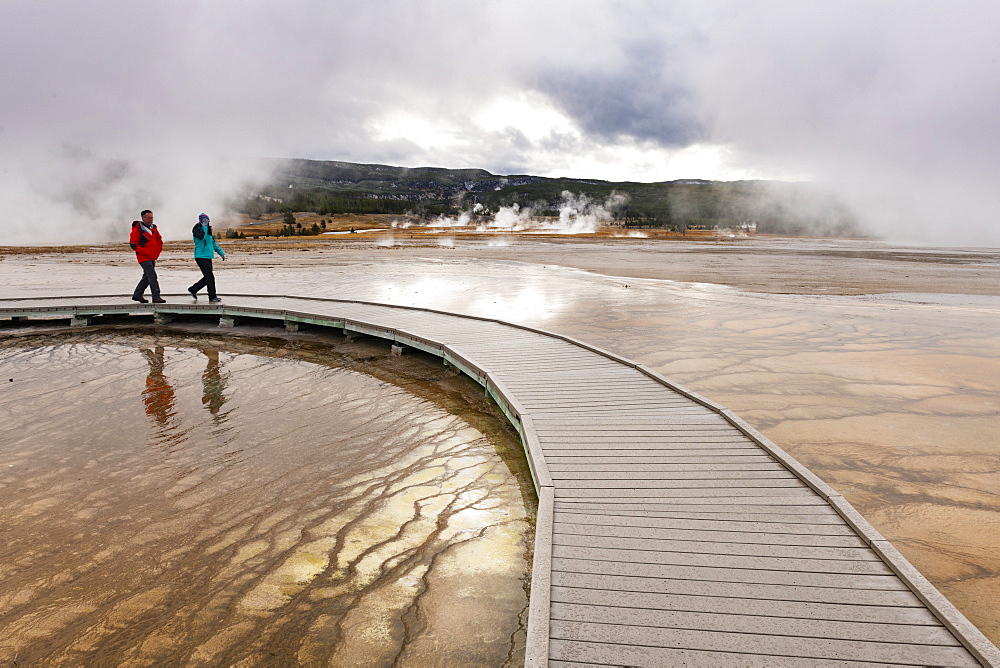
[199,213,210,223]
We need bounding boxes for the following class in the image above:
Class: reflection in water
[200,348,229,419]
[0,333,533,665]
[370,272,568,325]
[141,346,176,429]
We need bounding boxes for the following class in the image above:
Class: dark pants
[133,260,160,299]
[190,258,217,299]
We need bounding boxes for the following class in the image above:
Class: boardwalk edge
[524,486,554,667]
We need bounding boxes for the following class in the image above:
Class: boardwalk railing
[2,294,998,667]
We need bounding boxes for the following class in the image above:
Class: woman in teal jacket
[188,213,226,302]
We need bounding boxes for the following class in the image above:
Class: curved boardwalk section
[2,294,998,667]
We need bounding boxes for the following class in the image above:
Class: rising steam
[479,191,629,234]
[424,191,627,234]
[0,144,275,245]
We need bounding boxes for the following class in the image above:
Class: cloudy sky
[1,1,998,244]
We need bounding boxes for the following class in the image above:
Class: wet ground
[0,330,534,665]
[1,235,999,646]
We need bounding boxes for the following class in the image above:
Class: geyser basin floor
[0,330,534,665]
[1,236,998,644]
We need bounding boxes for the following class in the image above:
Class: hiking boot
[132,296,149,303]
[209,297,223,303]
[188,287,198,301]
[152,298,167,304]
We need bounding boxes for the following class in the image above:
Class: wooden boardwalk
[2,294,998,667]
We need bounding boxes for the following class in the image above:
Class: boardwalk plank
[552,545,893,576]
[553,515,860,538]
[543,452,774,460]
[551,470,796,480]
[548,640,893,667]
[541,438,755,450]
[554,501,828,512]
[517,397,697,407]
[552,556,903,589]
[538,436,755,444]
[512,388,691,398]
[554,478,806,488]
[554,503,841,518]
[550,571,923,607]
[532,418,730,427]
[535,433,742,441]
[551,601,958,646]
[551,533,878,561]
[553,487,817,499]
[540,446,763,454]
[549,621,977,666]
[529,405,706,413]
[545,454,777,463]
[555,521,865,546]
[550,584,937,625]
[519,402,711,412]
[548,463,786,472]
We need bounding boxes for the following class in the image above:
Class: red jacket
[129,222,163,263]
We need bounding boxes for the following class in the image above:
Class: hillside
[232,158,865,237]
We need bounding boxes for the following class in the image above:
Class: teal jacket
[192,223,225,259]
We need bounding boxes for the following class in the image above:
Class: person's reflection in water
[200,348,230,421]
[141,347,176,429]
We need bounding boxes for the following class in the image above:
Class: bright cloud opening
[368,112,467,150]
[474,94,578,142]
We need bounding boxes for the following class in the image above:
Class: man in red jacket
[129,209,166,303]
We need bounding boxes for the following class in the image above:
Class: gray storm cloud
[1,1,997,245]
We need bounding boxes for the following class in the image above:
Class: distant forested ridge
[230,158,865,237]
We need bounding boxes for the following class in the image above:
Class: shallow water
[1,238,999,643]
[0,332,533,665]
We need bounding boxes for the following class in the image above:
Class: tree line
[229,170,865,237]
[234,192,420,220]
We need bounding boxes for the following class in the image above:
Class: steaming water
[0,333,533,665]
[422,192,622,234]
